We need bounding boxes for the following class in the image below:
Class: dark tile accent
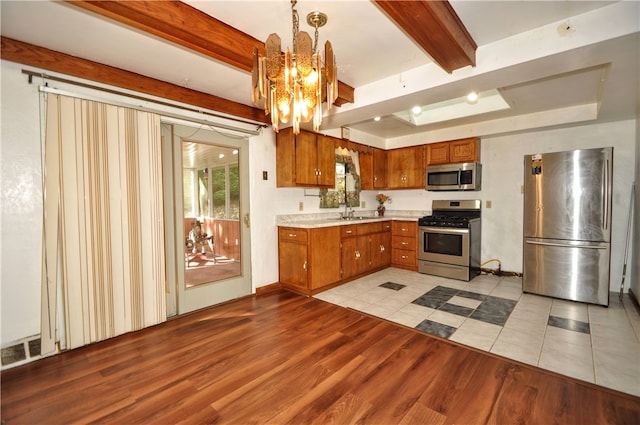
[1,343,26,366]
[379,282,406,291]
[428,286,460,298]
[412,295,448,309]
[457,290,486,301]
[412,286,458,309]
[469,296,517,326]
[415,319,457,338]
[548,316,591,334]
[440,303,474,317]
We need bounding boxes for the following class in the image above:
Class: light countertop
[276,210,428,229]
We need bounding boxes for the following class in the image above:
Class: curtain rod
[22,69,267,135]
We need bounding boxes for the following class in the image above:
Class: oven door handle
[420,227,469,235]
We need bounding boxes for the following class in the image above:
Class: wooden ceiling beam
[66,0,354,105]
[1,36,268,124]
[373,0,476,73]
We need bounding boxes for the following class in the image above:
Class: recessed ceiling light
[233,149,238,155]
[219,153,225,159]
[374,116,381,121]
[467,91,479,103]
[411,105,422,115]
[393,89,509,126]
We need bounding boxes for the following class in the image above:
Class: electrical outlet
[486,200,492,209]
[521,185,524,194]
[262,171,268,180]
[361,201,366,208]
[298,202,304,211]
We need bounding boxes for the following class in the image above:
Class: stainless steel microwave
[426,163,482,191]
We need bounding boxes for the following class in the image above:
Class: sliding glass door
[163,122,251,315]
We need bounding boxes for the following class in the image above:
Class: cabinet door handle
[401,241,408,246]
[401,228,408,232]
[303,261,307,271]
[380,245,385,253]
[345,230,353,234]
[401,255,408,259]
[288,233,297,238]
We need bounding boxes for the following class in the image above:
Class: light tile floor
[314,268,640,397]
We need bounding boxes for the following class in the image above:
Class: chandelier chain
[291,0,299,56]
[312,24,319,54]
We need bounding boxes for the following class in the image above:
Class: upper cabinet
[360,147,387,190]
[276,128,336,187]
[426,137,480,166]
[386,145,425,189]
[373,148,387,189]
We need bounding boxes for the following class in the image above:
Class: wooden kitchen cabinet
[425,141,450,165]
[276,128,336,187]
[426,137,480,166]
[391,220,418,271]
[386,145,425,189]
[370,230,391,269]
[341,221,391,280]
[359,152,373,190]
[278,226,341,294]
[360,147,387,190]
[373,148,387,189]
[341,233,370,279]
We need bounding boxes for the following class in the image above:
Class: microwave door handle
[458,169,462,189]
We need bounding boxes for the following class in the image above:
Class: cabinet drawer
[341,225,358,238]
[357,222,383,235]
[278,228,308,243]
[392,221,417,236]
[392,249,416,266]
[392,236,416,251]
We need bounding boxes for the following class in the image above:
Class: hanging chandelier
[251,0,338,134]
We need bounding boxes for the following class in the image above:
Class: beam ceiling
[373,0,476,73]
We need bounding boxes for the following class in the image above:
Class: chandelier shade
[251,0,338,134]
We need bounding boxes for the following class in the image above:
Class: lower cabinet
[391,221,418,271]
[278,226,342,294]
[278,220,407,294]
[341,222,391,280]
[371,230,392,269]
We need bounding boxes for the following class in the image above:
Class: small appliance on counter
[523,147,612,306]
[418,200,481,281]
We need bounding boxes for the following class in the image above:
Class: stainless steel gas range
[418,200,481,281]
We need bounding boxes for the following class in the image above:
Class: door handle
[244,213,250,228]
[525,240,607,250]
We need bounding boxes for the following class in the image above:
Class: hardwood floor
[2,289,639,424]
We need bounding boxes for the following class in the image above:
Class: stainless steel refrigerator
[523,147,612,306]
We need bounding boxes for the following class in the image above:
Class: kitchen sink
[340,215,382,221]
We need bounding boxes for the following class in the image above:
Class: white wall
[630,115,640,298]
[1,60,44,344]
[1,57,637,348]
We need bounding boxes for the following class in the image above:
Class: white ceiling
[1,1,638,143]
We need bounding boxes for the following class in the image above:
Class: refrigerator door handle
[603,158,609,231]
[525,240,608,250]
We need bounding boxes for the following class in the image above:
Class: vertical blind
[43,93,166,351]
